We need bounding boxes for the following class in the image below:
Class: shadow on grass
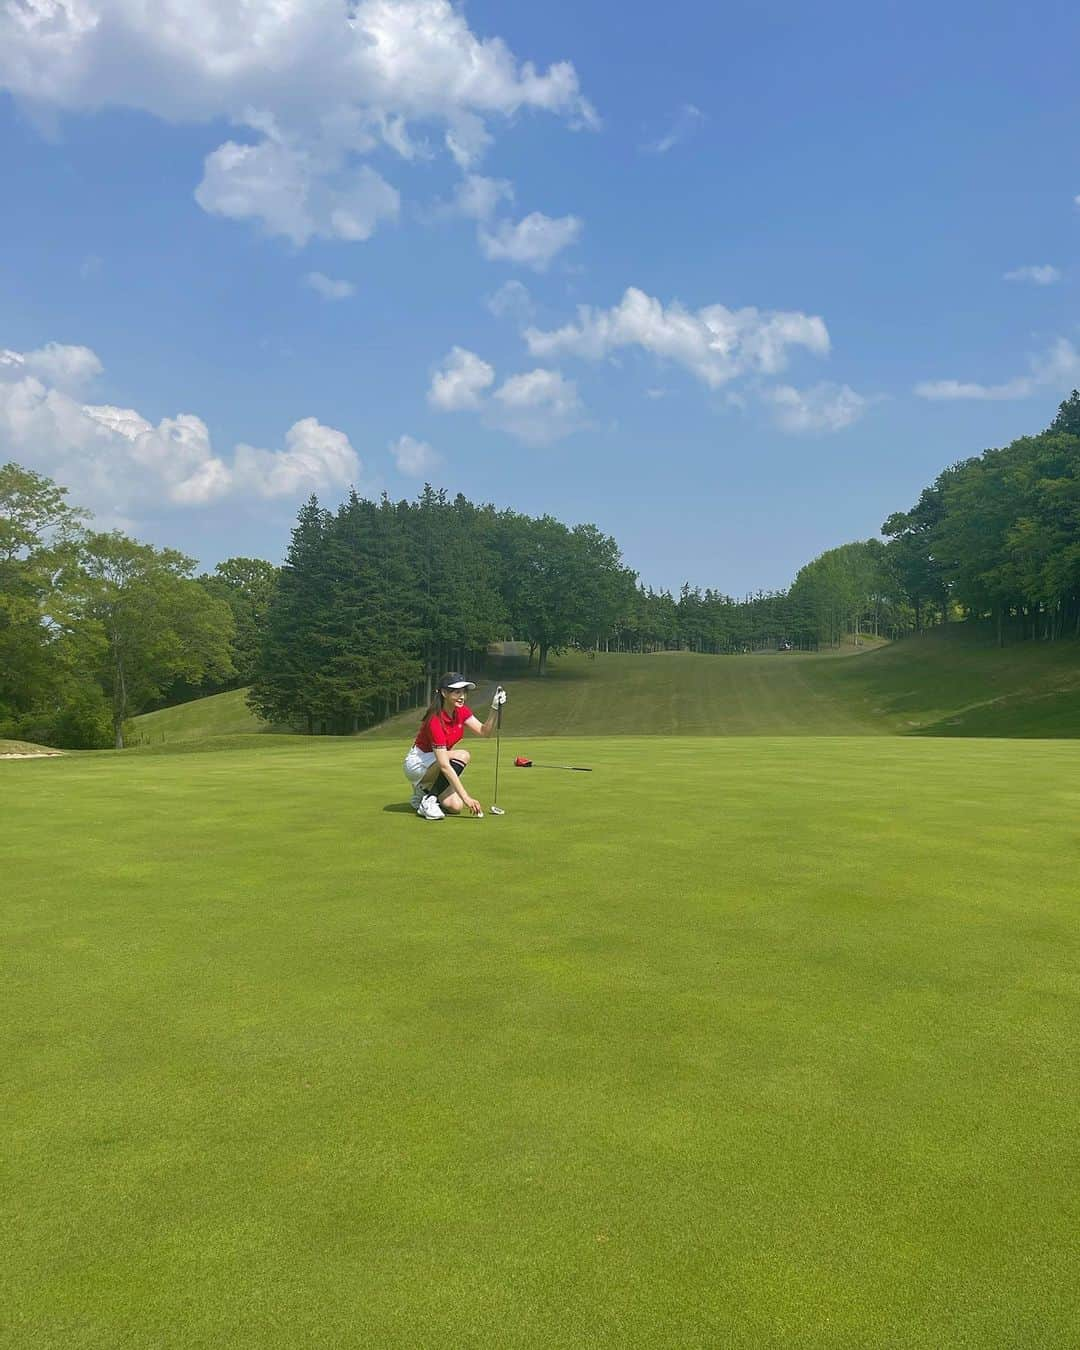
[908,687,1080,738]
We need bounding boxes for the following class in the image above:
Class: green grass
[5,735,1080,1346]
[369,625,1080,742]
[134,626,1080,748]
[128,688,267,745]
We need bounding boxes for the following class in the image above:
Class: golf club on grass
[490,696,505,815]
[514,756,593,772]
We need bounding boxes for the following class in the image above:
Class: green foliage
[881,395,1080,643]
[5,681,113,749]
[198,556,279,685]
[497,514,634,673]
[0,461,88,719]
[76,531,235,746]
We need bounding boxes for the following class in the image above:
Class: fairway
[5,736,1080,1347]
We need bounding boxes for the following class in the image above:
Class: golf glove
[491,686,507,709]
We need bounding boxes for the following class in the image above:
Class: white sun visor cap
[437,672,476,690]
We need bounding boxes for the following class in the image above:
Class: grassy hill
[130,625,1080,747]
[128,687,268,746]
[369,624,1080,741]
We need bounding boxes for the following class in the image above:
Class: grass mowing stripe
[3,737,1079,1346]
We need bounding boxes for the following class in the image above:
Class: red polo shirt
[415,705,473,753]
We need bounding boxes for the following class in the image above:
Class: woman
[404,673,507,820]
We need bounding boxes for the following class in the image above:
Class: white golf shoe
[416,794,445,820]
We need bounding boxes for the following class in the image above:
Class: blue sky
[2,0,1079,594]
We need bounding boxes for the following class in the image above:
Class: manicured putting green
[4,736,1079,1346]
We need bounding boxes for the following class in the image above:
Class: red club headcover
[514,756,532,767]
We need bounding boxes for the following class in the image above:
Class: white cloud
[765,382,868,433]
[1,342,104,394]
[641,103,705,155]
[1003,265,1061,286]
[426,343,581,444]
[441,180,580,270]
[915,338,1080,402]
[448,173,514,222]
[525,286,830,387]
[233,418,358,499]
[304,271,356,300]
[0,339,359,514]
[914,378,1031,402]
[428,347,495,411]
[0,0,595,244]
[389,433,441,477]
[196,134,399,244]
[486,279,534,322]
[479,212,583,270]
[490,368,582,444]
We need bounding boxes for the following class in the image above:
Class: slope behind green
[129,688,267,745]
[368,625,1080,740]
[131,624,1080,746]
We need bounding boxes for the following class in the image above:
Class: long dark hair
[416,688,448,737]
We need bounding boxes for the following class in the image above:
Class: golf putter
[490,695,505,814]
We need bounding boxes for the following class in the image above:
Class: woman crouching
[404,673,506,820]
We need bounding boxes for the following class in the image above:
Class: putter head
[490,805,506,815]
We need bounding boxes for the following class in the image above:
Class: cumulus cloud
[1,342,104,394]
[427,347,495,411]
[1003,264,1061,286]
[0,0,595,245]
[440,180,578,271]
[0,339,359,516]
[196,133,399,244]
[479,212,582,270]
[427,344,581,444]
[389,433,441,477]
[486,279,534,322]
[641,103,705,154]
[490,368,582,444]
[233,418,358,498]
[915,337,1080,401]
[525,286,830,387]
[304,271,356,300]
[765,382,868,433]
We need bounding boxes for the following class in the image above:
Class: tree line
[3,392,1078,746]
[248,487,633,733]
[0,462,275,748]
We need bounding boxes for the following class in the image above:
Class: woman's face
[441,687,468,713]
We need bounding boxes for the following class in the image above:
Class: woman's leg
[430,749,471,803]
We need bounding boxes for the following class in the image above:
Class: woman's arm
[465,687,505,738]
[465,709,498,737]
